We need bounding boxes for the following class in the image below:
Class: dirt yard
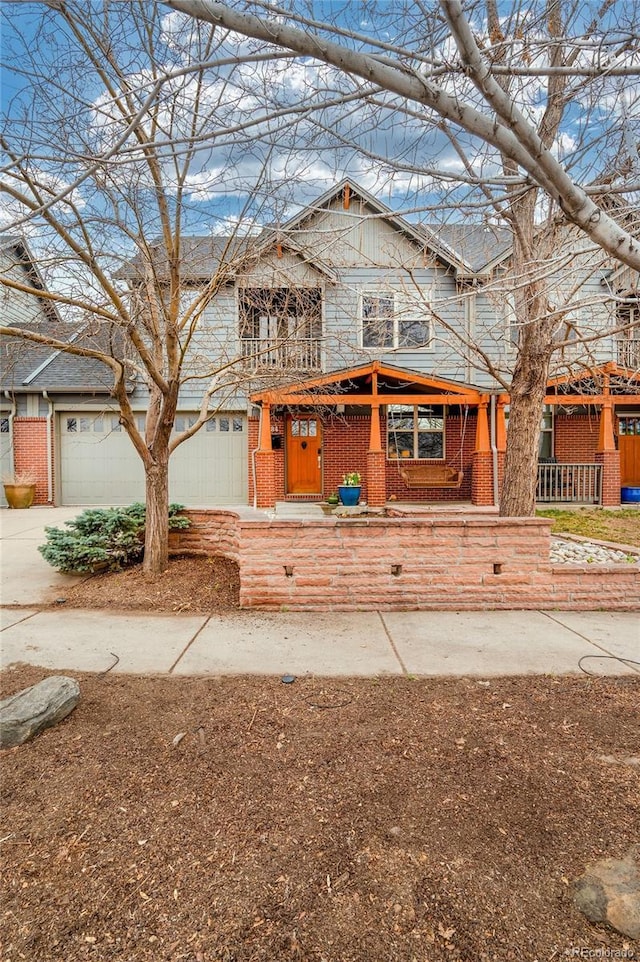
[53,556,240,613]
[1,667,638,961]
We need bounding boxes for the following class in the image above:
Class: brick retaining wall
[170,511,640,611]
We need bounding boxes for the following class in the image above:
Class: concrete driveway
[0,506,86,606]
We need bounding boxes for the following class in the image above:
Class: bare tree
[0,1,339,572]
[165,0,640,514]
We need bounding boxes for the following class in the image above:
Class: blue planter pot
[621,486,640,504]
[338,485,361,506]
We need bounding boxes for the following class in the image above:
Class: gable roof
[251,360,485,404]
[119,233,338,284]
[280,179,472,273]
[0,235,64,327]
[1,236,118,393]
[545,361,640,398]
[0,322,119,393]
[428,223,512,274]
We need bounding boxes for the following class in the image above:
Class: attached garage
[58,411,247,506]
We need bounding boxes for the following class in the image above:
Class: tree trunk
[143,452,170,575]
[500,340,552,517]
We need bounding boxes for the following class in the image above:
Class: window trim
[538,405,554,460]
[359,289,433,351]
[386,404,445,461]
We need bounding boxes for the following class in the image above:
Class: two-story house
[2,181,639,508]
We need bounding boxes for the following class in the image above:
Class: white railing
[240,338,322,371]
[616,339,640,369]
[536,463,602,504]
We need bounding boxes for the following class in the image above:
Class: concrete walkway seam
[378,611,409,676]
[539,610,640,675]
[168,615,212,674]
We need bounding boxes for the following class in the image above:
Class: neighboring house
[2,182,639,508]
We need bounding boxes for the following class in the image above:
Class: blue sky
[1,0,638,251]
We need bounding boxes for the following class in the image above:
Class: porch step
[275,501,325,518]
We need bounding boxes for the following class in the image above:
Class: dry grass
[537,507,640,546]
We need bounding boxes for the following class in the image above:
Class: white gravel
[550,537,640,565]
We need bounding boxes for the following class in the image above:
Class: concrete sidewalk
[2,603,638,679]
[1,507,639,679]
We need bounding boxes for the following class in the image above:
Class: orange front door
[286,415,322,493]
[619,416,640,484]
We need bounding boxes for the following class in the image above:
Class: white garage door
[170,412,247,505]
[59,412,247,506]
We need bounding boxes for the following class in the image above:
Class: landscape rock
[0,676,80,748]
[572,846,640,939]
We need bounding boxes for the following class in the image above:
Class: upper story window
[503,292,518,348]
[239,287,322,370]
[387,405,444,460]
[361,290,432,350]
[239,288,322,342]
[616,296,640,368]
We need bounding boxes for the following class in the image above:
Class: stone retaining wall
[170,511,640,611]
[169,510,240,562]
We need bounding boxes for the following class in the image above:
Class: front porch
[250,361,500,509]
[249,361,640,511]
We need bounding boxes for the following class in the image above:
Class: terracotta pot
[3,483,36,509]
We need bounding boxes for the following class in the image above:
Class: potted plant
[3,470,37,509]
[338,471,362,506]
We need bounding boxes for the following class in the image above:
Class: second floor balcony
[240,337,322,372]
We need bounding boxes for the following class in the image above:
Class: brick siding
[555,414,599,462]
[250,412,478,505]
[12,418,52,504]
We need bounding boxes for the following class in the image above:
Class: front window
[361,291,432,349]
[362,293,394,347]
[387,405,444,459]
[538,406,554,460]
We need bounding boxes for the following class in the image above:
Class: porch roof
[251,361,487,407]
[541,362,640,405]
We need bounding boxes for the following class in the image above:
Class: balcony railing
[536,463,602,504]
[240,337,322,371]
[616,339,640,369]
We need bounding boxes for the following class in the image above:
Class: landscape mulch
[1,667,638,961]
[52,556,240,613]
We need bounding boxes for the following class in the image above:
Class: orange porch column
[495,398,508,498]
[471,400,493,506]
[595,401,621,506]
[366,402,386,507]
[255,402,277,508]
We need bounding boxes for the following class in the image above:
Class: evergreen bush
[38,503,190,573]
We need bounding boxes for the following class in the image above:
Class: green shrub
[39,503,191,573]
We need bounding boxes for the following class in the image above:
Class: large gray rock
[572,846,640,940]
[0,676,80,748]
